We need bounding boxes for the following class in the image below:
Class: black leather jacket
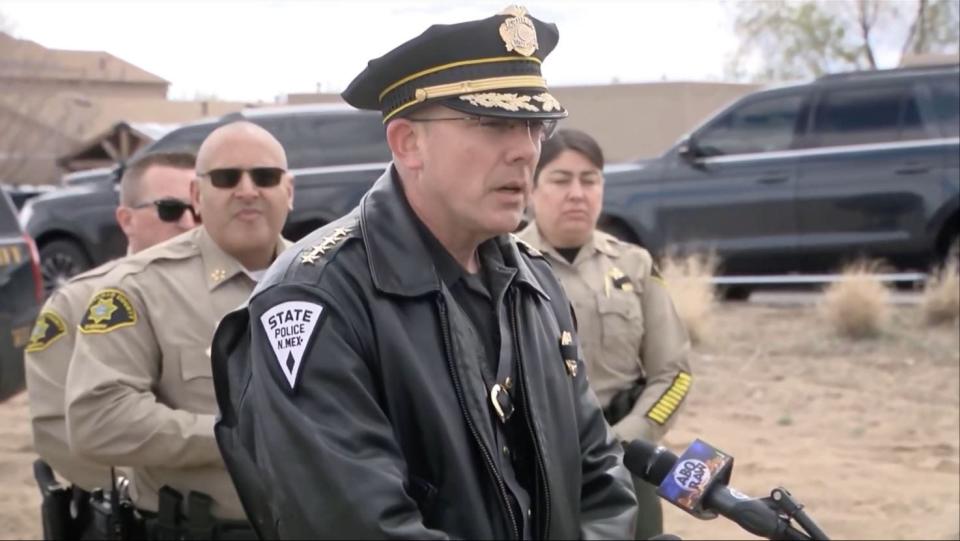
[211,168,637,540]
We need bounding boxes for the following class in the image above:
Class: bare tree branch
[728,0,958,82]
[856,0,878,69]
[902,0,929,57]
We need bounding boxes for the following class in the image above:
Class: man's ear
[386,119,424,171]
[190,178,202,219]
[115,206,133,235]
[286,174,295,210]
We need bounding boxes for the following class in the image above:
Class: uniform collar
[360,166,547,299]
[518,224,620,265]
[197,227,289,290]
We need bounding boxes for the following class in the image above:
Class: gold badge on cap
[499,5,539,57]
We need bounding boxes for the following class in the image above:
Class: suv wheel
[719,285,752,302]
[947,235,960,267]
[39,239,91,296]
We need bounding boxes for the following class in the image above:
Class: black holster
[603,378,646,426]
[145,487,256,541]
[33,460,73,541]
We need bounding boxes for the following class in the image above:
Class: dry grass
[922,262,960,326]
[659,252,718,345]
[819,260,891,339]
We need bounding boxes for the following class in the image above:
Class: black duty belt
[140,487,257,541]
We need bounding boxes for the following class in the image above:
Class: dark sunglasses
[201,167,286,189]
[131,198,197,223]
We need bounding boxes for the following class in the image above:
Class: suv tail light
[23,233,44,303]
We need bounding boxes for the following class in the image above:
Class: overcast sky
[2,0,748,102]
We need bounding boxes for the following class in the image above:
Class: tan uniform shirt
[518,226,692,443]
[25,259,133,491]
[65,227,289,519]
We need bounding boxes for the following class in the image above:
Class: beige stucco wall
[286,81,762,163]
[3,79,168,99]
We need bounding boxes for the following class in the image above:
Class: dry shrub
[922,261,960,325]
[819,260,890,339]
[659,252,718,345]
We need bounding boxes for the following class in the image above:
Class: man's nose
[179,207,197,229]
[506,123,540,164]
[234,172,260,198]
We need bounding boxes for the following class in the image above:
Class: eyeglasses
[200,167,286,189]
[131,198,196,223]
[407,115,559,141]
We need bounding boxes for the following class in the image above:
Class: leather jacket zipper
[437,295,521,540]
[509,290,551,539]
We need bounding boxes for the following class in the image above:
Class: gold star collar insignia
[301,226,352,265]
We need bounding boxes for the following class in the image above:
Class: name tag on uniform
[260,301,323,389]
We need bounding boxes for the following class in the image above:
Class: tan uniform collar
[197,227,289,290]
[518,224,619,265]
[592,230,621,259]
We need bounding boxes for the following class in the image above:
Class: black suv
[0,189,43,401]
[21,104,391,293]
[601,64,959,278]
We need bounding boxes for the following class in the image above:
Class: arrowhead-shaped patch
[260,301,324,389]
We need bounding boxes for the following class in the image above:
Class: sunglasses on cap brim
[200,167,287,189]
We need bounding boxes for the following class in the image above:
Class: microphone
[624,439,818,541]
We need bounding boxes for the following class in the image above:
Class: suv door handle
[895,163,930,175]
[757,175,788,185]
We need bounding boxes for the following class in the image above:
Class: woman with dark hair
[518,128,693,540]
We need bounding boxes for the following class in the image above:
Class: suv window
[695,93,805,156]
[255,111,389,169]
[929,75,959,138]
[0,190,20,233]
[812,83,926,146]
[144,111,389,171]
[148,123,218,155]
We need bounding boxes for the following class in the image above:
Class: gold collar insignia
[301,227,353,265]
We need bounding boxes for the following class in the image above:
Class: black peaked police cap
[342,5,568,123]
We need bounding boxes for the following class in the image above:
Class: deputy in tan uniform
[518,128,692,540]
[65,121,293,537]
[25,151,198,491]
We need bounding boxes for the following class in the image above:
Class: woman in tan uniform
[518,129,692,539]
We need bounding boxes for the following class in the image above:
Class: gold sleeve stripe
[645,371,692,425]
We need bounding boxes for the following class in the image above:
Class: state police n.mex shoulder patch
[79,288,138,334]
[260,301,324,390]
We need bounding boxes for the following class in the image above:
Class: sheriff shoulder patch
[260,301,323,389]
[25,310,68,353]
[79,289,137,334]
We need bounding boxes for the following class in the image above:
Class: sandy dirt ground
[1,302,957,540]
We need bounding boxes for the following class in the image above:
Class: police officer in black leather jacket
[211,7,638,539]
